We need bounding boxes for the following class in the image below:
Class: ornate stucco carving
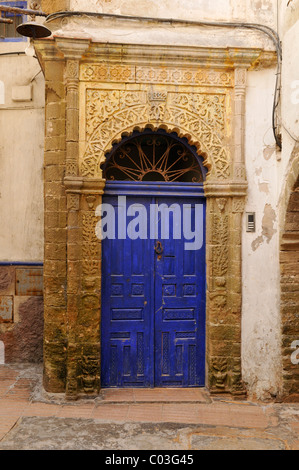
[80,64,234,87]
[81,87,232,180]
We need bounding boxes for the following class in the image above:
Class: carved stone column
[39,43,68,393]
[229,196,247,395]
[56,40,90,399]
[205,183,247,396]
[78,180,105,396]
[234,67,247,182]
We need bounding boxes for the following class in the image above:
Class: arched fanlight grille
[103,131,204,183]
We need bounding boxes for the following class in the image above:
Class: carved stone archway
[34,38,275,399]
[80,94,230,180]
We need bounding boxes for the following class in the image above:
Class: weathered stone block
[44,276,66,294]
[67,244,82,261]
[46,120,66,139]
[45,243,67,261]
[44,151,66,166]
[46,102,66,121]
[16,268,43,297]
[41,0,70,14]
[45,293,66,309]
[45,136,66,153]
[209,339,234,357]
[45,228,67,244]
[210,324,240,342]
[45,81,65,103]
[43,340,67,393]
[0,296,13,322]
[44,165,65,183]
[44,61,65,82]
[0,266,15,295]
[44,260,67,278]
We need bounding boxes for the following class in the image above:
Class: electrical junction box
[11,84,32,102]
[246,212,256,232]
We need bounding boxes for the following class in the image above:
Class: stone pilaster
[233,67,247,182]
[204,183,247,396]
[64,178,82,399]
[56,40,90,400]
[42,47,68,393]
[77,180,105,396]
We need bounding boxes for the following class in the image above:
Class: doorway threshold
[99,388,211,404]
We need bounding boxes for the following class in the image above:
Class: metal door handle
[154,241,163,255]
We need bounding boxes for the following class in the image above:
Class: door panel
[101,196,154,387]
[154,197,206,387]
[101,193,205,388]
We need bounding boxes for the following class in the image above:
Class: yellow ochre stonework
[34,37,275,399]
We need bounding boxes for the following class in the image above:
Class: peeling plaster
[258,181,270,194]
[251,203,277,251]
[262,203,277,243]
[251,235,264,251]
[263,146,276,160]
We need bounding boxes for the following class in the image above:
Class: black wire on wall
[45,11,283,149]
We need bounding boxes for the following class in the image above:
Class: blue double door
[101,184,206,388]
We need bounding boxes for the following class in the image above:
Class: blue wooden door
[101,187,205,388]
[154,197,206,387]
[101,196,154,387]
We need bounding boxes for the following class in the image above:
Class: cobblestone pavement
[0,364,298,450]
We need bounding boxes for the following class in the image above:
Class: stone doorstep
[98,387,212,405]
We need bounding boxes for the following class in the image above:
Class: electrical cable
[282,123,299,143]
[44,11,283,149]
[45,11,282,57]
[0,51,26,56]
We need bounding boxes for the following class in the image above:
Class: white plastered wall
[242,69,282,399]
[0,43,45,262]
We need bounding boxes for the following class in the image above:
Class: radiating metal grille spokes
[103,134,203,183]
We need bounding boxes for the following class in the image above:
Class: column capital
[56,38,91,60]
[204,181,248,198]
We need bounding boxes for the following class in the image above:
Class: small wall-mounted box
[12,85,32,102]
[246,212,256,232]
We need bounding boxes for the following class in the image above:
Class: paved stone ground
[0,364,298,450]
